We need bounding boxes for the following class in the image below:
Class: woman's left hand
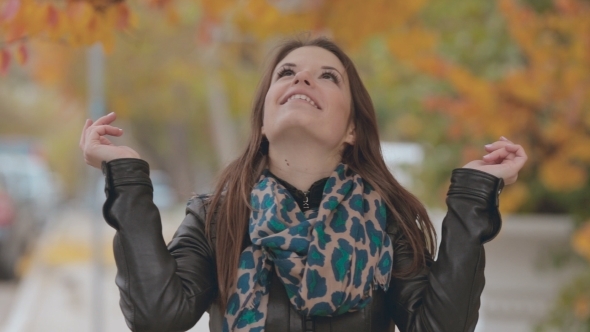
[462,137,527,185]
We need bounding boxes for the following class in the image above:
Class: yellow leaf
[564,135,590,163]
[573,221,590,262]
[29,40,71,86]
[393,113,423,138]
[501,70,543,106]
[387,27,437,63]
[540,156,587,192]
[498,182,529,214]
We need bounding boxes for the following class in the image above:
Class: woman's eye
[321,72,340,84]
[277,69,295,78]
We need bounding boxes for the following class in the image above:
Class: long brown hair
[206,36,436,310]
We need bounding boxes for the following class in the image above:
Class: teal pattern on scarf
[223,163,393,332]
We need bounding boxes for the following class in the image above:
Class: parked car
[0,174,36,279]
[0,141,62,226]
[0,140,61,279]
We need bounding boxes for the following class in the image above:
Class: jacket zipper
[302,191,310,210]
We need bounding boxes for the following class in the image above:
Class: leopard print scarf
[223,163,393,332]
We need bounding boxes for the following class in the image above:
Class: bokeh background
[1,0,590,331]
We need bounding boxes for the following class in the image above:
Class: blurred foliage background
[1,0,590,329]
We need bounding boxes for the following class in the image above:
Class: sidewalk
[1,204,210,332]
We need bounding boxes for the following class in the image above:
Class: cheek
[328,84,351,110]
[332,92,352,125]
[329,96,352,137]
[263,83,282,113]
[262,87,277,118]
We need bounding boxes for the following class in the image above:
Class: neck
[267,143,342,191]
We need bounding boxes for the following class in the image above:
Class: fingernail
[485,144,492,148]
[483,153,490,158]
[109,112,114,115]
[500,136,508,141]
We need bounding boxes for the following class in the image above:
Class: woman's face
[262,46,354,151]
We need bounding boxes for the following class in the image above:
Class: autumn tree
[1,0,441,197]
[411,0,590,217]
[407,0,590,329]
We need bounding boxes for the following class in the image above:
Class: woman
[80,37,527,332]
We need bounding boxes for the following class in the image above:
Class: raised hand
[79,112,141,169]
[462,136,527,185]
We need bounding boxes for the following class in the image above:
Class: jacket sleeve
[101,158,218,332]
[387,168,504,332]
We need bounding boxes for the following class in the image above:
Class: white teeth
[287,94,318,108]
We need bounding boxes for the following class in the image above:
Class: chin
[267,125,339,149]
[270,113,316,132]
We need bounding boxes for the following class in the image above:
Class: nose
[293,70,313,87]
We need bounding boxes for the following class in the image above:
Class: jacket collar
[267,171,327,212]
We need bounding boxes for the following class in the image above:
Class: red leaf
[0,0,20,21]
[47,4,59,28]
[116,4,130,30]
[1,49,10,75]
[88,15,97,32]
[196,17,218,46]
[16,44,27,65]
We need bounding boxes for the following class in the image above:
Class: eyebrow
[279,63,344,78]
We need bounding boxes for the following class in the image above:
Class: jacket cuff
[448,168,504,207]
[102,158,152,191]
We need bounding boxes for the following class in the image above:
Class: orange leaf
[555,0,580,14]
[165,6,179,25]
[0,49,10,75]
[15,44,27,65]
[575,296,590,320]
[87,15,98,40]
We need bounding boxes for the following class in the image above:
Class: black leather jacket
[101,159,504,332]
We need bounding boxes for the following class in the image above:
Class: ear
[344,123,356,145]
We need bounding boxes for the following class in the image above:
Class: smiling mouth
[283,94,320,109]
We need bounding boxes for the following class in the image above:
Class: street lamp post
[87,43,105,332]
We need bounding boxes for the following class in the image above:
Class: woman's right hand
[79,112,141,169]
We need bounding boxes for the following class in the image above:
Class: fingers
[98,136,113,146]
[505,143,528,169]
[80,112,117,150]
[483,147,513,164]
[86,124,123,144]
[484,136,514,153]
[92,112,117,127]
[79,119,93,149]
[468,137,528,185]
